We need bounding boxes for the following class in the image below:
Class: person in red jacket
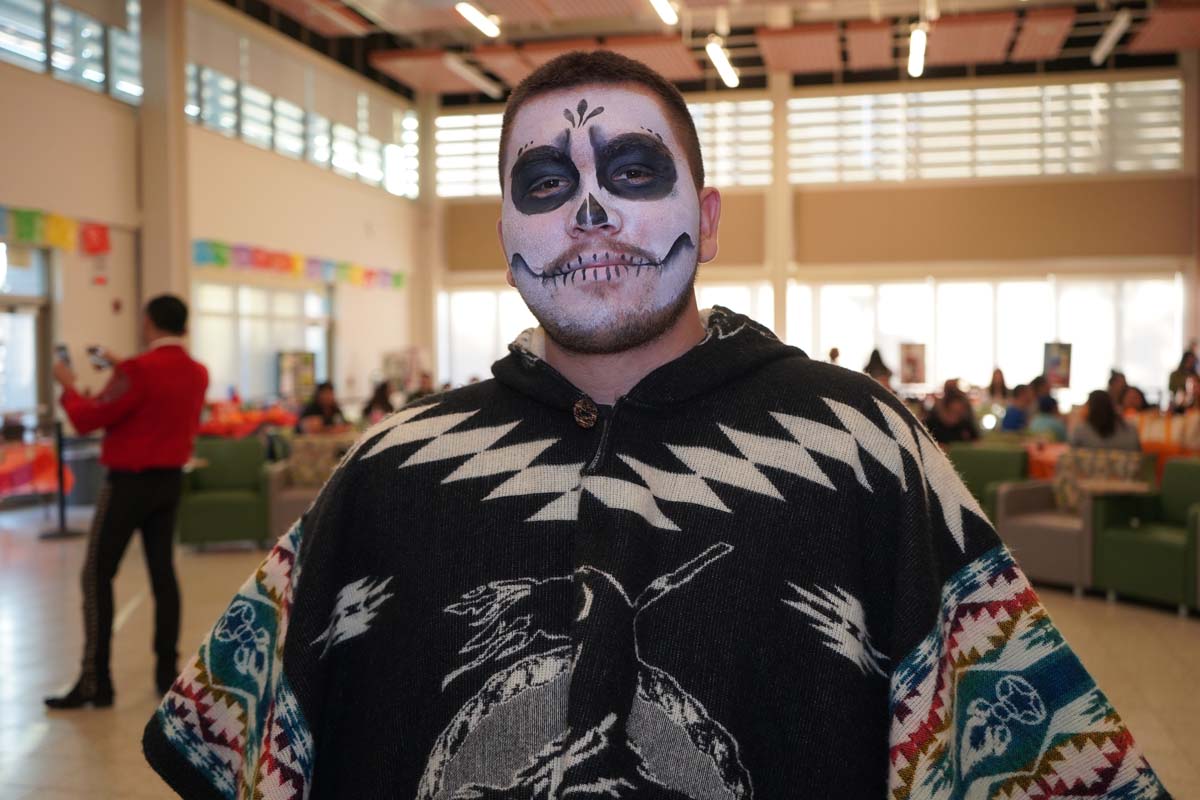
[45,295,209,710]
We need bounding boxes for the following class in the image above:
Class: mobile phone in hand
[86,346,112,369]
[54,344,71,367]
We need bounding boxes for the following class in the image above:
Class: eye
[613,166,655,186]
[529,176,572,199]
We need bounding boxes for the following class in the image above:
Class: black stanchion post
[39,419,85,540]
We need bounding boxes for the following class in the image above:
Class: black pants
[80,468,183,685]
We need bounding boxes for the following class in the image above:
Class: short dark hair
[499,50,704,194]
[1031,375,1048,392]
[145,294,188,335]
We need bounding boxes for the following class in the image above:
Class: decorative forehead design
[505,88,683,159]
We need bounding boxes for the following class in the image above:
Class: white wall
[55,232,140,397]
[188,126,419,400]
[0,63,141,401]
[0,63,140,227]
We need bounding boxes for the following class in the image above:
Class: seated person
[361,381,395,425]
[1000,383,1034,431]
[1028,393,1067,442]
[1120,385,1149,415]
[925,391,979,444]
[1069,390,1140,451]
[407,371,438,404]
[297,381,349,434]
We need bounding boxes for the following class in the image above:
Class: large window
[109,0,139,103]
[688,99,774,187]
[787,273,1185,405]
[330,122,359,178]
[193,282,331,403]
[199,66,238,136]
[696,282,775,332]
[273,96,305,158]
[0,244,48,418]
[787,78,1183,184]
[385,111,420,199]
[435,112,502,197]
[183,6,417,197]
[239,83,274,150]
[0,0,46,72]
[50,2,104,92]
[437,289,536,387]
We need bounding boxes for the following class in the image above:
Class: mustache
[540,241,661,277]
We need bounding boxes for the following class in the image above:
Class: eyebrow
[590,129,675,163]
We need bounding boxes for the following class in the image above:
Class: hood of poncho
[491,306,806,412]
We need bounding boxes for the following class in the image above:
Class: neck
[148,332,184,348]
[544,299,705,405]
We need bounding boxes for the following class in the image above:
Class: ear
[697,187,721,264]
[497,217,516,287]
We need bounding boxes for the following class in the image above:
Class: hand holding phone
[54,344,71,367]
[86,346,113,370]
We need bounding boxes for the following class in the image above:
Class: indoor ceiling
[228,0,1199,99]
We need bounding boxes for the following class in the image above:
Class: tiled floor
[0,506,1198,799]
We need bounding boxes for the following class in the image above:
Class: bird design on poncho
[418,543,752,800]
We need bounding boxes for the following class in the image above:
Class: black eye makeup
[510,141,580,215]
[589,128,678,201]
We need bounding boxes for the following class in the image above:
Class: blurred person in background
[1029,392,1067,442]
[45,295,208,709]
[297,382,349,434]
[863,348,893,391]
[407,371,438,403]
[984,368,1008,405]
[1001,383,1034,432]
[1107,370,1128,407]
[1168,349,1197,400]
[925,390,979,445]
[1120,385,1149,415]
[361,381,395,425]
[1070,390,1140,451]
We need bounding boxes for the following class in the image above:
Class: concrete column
[410,91,443,373]
[1185,51,1200,345]
[138,0,191,304]
[766,5,794,341]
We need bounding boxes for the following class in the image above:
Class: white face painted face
[500,86,701,354]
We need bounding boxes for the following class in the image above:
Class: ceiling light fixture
[1090,7,1131,66]
[648,0,679,26]
[443,52,504,98]
[705,34,739,88]
[907,23,928,78]
[455,2,501,38]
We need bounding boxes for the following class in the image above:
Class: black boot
[44,676,114,710]
[156,660,178,695]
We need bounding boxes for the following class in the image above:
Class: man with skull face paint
[144,53,1168,800]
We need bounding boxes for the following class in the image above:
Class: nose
[570,193,619,236]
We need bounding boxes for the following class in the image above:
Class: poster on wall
[277,352,317,402]
[383,348,419,391]
[1043,342,1072,388]
[899,343,926,385]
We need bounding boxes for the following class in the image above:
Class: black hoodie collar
[491,307,806,411]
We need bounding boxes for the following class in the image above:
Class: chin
[520,274,696,356]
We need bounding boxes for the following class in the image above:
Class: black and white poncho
[144,308,1169,800]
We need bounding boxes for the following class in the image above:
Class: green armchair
[945,443,1029,523]
[176,437,270,548]
[1092,458,1200,614]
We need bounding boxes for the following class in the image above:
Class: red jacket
[60,342,209,471]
